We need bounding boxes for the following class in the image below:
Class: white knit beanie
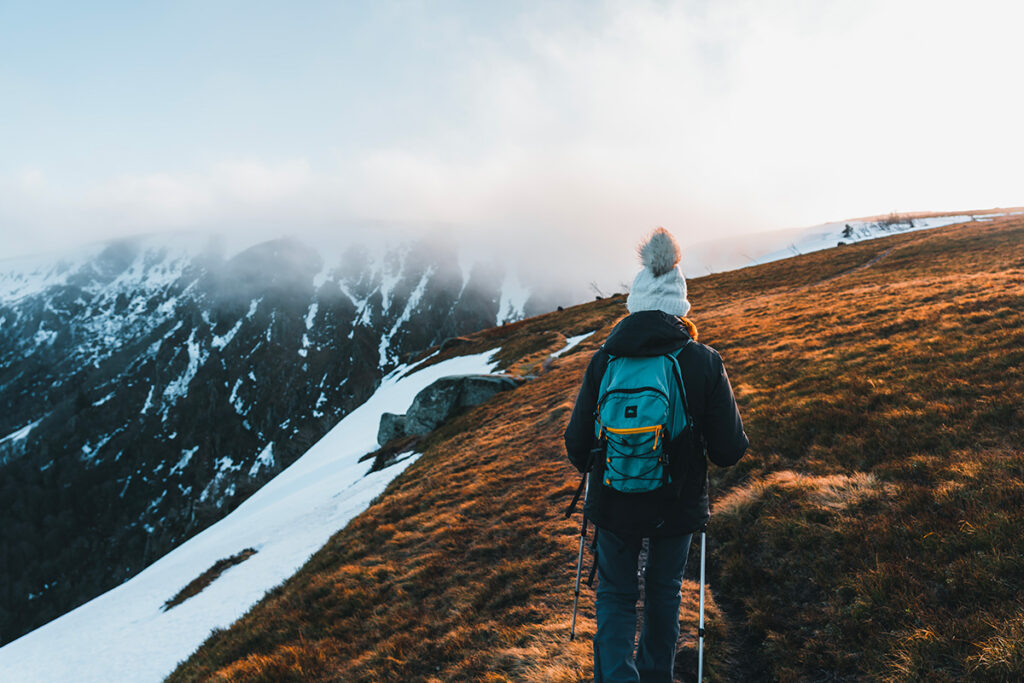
[626,227,691,317]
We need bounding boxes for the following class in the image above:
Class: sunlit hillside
[170,214,1023,682]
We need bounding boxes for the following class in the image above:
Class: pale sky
[2,0,1022,268]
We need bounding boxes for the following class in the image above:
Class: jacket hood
[602,310,692,357]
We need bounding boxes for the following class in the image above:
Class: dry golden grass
[170,215,1024,681]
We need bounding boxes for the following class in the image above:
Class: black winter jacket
[564,311,748,537]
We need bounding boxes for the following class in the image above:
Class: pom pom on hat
[626,227,691,317]
[638,227,682,277]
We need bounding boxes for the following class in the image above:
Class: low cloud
[2,0,1022,295]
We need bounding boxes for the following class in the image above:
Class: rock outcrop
[378,374,522,445]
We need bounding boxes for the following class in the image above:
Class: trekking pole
[698,524,707,681]
[569,474,590,641]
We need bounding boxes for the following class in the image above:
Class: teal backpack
[594,344,692,493]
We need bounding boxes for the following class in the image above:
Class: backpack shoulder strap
[668,341,695,431]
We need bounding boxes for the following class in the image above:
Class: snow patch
[0,418,43,445]
[148,320,184,356]
[80,434,114,463]
[313,391,328,418]
[354,300,374,328]
[378,267,434,369]
[156,298,177,316]
[457,248,474,293]
[171,447,199,475]
[163,329,208,403]
[199,457,242,504]
[146,490,167,516]
[335,279,360,307]
[141,385,156,415]
[551,331,595,357]
[248,443,275,478]
[211,318,243,350]
[497,269,530,325]
[92,392,115,407]
[376,254,406,313]
[311,252,342,290]
[33,323,57,346]
[304,302,319,330]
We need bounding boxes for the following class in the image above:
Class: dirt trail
[681,546,772,683]
[812,246,896,286]
[700,583,772,682]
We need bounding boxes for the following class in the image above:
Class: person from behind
[564,227,748,682]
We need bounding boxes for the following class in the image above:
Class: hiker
[564,228,748,682]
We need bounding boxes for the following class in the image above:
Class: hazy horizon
[3,1,1022,278]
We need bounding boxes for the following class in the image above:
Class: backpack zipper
[601,386,668,399]
[598,424,664,451]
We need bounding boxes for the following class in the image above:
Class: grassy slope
[170,216,1024,682]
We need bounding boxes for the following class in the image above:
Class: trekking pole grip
[565,443,601,518]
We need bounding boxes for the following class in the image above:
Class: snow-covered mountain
[0,233,550,647]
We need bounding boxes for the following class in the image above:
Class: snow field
[751,214,979,267]
[0,349,502,682]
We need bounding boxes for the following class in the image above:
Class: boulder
[377,374,522,444]
[405,374,521,435]
[377,412,408,445]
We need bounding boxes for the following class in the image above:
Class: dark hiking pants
[593,528,693,683]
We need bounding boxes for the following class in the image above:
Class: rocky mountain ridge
[0,232,550,645]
